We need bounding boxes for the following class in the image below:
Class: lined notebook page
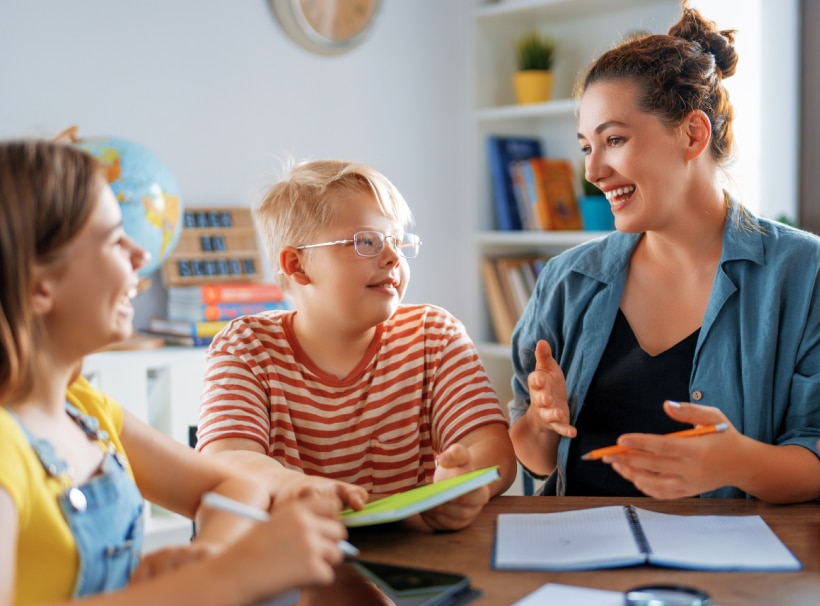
[636,508,802,571]
[494,506,644,570]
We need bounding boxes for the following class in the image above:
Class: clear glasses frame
[295,230,422,259]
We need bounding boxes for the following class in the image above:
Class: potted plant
[512,31,557,105]
[578,161,615,231]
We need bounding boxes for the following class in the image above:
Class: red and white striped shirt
[197,304,508,495]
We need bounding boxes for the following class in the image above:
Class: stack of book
[147,281,291,346]
[509,157,582,231]
[486,135,582,232]
[481,255,548,345]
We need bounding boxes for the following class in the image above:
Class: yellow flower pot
[513,70,554,105]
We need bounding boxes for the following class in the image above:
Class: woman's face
[577,79,691,233]
[41,180,149,357]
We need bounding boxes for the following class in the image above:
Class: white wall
[0,1,471,328]
[0,1,800,331]
[690,0,799,222]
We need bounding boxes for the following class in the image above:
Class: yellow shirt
[0,376,129,605]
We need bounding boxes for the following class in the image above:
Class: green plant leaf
[514,31,556,71]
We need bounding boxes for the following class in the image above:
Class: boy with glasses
[197,159,516,531]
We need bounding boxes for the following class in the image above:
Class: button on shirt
[510,203,820,498]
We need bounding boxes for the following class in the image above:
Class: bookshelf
[468,0,680,405]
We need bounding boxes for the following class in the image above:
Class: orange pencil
[581,422,729,461]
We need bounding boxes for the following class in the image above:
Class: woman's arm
[509,340,576,477]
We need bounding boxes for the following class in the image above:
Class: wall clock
[270,0,382,56]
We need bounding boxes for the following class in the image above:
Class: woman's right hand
[526,340,576,439]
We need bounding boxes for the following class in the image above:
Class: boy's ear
[279,247,311,285]
[682,109,712,161]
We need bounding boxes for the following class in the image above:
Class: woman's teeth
[605,185,636,201]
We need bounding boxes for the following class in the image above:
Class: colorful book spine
[159,334,214,347]
[168,300,290,322]
[539,159,582,230]
[167,282,284,304]
[147,318,230,338]
[486,135,543,231]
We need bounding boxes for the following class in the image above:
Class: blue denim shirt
[510,205,820,497]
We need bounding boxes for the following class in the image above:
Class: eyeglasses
[295,231,422,259]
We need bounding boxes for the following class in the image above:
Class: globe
[76,136,184,278]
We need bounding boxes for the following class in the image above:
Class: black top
[565,309,699,496]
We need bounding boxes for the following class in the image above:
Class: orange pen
[581,422,729,461]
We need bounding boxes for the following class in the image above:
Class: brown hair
[254,159,414,290]
[576,1,738,166]
[0,140,104,404]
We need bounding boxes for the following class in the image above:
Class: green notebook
[340,466,500,527]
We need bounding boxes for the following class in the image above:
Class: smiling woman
[508,2,820,505]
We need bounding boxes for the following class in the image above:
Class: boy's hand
[420,444,490,531]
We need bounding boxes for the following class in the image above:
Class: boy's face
[299,190,410,331]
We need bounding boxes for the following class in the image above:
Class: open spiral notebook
[493,505,801,572]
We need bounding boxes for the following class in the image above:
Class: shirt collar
[570,195,764,284]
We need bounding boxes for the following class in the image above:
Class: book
[167,299,290,322]
[518,158,552,230]
[495,257,531,320]
[480,258,516,345]
[487,136,543,231]
[536,158,582,230]
[147,317,230,338]
[509,159,539,231]
[493,505,802,572]
[340,466,500,527]
[167,282,284,305]
[157,333,214,347]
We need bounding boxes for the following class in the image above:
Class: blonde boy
[197,160,516,530]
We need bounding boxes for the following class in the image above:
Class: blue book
[486,136,544,231]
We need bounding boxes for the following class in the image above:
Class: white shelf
[475,97,577,122]
[476,229,605,254]
[468,0,679,401]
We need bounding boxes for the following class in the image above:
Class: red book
[167,282,284,304]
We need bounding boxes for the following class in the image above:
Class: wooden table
[346,496,820,606]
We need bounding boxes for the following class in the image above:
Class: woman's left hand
[603,400,741,499]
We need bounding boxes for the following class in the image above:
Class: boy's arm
[450,423,517,497]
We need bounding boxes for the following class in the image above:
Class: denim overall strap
[11,403,145,597]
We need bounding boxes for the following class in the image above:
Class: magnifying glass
[624,584,712,606]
